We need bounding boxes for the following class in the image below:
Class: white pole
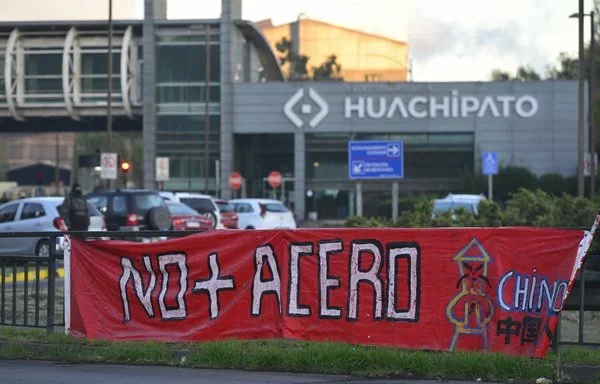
[392,182,399,222]
[356,182,363,217]
[63,235,71,335]
[215,160,220,198]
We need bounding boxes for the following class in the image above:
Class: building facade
[256,17,410,82]
[0,0,588,223]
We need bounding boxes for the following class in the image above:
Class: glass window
[112,196,127,215]
[20,203,46,220]
[0,203,18,223]
[180,198,216,213]
[87,195,108,214]
[216,201,234,212]
[157,45,207,82]
[209,45,220,82]
[81,51,121,76]
[133,193,166,213]
[233,203,254,213]
[167,202,199,216]
[24,53,61,76]
[260,203,288,213]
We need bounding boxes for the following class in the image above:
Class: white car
[229,199,297,230]
[159,192,223,229]
[432,193,487,218]
[0,197,105,257]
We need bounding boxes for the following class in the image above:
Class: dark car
[215,199,238,229]
[85,189,172,231]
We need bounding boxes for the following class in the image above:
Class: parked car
[229,198,297,229]
[432,193,486,218]
[165,201,213,231]
[214,199,238,229]
[159,192,223,230]
[86,189,172,231]
[0,197,105,257]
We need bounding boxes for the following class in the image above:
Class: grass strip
[0,328,578,383]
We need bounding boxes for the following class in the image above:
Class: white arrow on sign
[387,143,400,157]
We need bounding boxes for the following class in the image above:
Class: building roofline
[259,17,408,47]
[0,18,221,33]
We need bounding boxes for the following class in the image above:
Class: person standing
[59,183,90,231]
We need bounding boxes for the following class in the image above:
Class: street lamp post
[578,0,585,198]
[106,0,113,188]
[570,9,597,198]
[590,11,596,198]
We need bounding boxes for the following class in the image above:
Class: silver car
[0,197,105,257]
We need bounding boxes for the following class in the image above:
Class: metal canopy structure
[0,24,142,121]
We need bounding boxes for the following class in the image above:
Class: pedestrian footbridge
[0,21,144,126]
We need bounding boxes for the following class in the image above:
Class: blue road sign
[348,140,404,180]
[482,152,499,176]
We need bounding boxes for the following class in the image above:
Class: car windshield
[133,193,166,213]
[180,198,215,213]
[433,201,476,214]
[168,203,199,216]
[216,201,234,212]
[261,203,289,213]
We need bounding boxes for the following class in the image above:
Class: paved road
[0,360,487,384]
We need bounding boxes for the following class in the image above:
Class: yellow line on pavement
[4,268,65,282]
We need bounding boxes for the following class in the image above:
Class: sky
[130,0,588,82]
[0,0,588,82]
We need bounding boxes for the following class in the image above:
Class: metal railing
[0,230,202,333]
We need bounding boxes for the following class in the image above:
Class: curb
[4,268,65,283]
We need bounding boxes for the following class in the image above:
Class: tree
[490,69,511,81]
[546,53,578,80]
[275,37,344,81]
[275,37,309,81]
[489,65,541,81]
[312,54,343,81]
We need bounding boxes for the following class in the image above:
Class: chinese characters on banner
[68,227,590,358]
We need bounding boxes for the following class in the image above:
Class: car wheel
[245,226,255,230]
[36,240,50,258]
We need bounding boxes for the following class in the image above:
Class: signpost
[156,157,170,182]
[268,171,282,188]
[100,153,118,180]
[348,140,404,218]
[482,151,499,200]
[229,172,243,190]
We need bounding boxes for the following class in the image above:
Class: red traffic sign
[229,172,243,190]
[268,171,282,188]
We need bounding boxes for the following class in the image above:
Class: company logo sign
[344,91,539,119]
[284,88,329,128]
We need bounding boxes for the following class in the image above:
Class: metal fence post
[46,235,57,334]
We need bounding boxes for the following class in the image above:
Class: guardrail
[0,230,203,333]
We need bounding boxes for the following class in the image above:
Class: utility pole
[204,24,211,194]
[106,0,113,188]
[578,0,585,197]
[590,11,597,198]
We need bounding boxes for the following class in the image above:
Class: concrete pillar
[219,0,242,199]
[294,131,305,221]
[142,0,157,189]
[153,0,167,19]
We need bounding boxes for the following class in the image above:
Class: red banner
[68,227,588,357]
